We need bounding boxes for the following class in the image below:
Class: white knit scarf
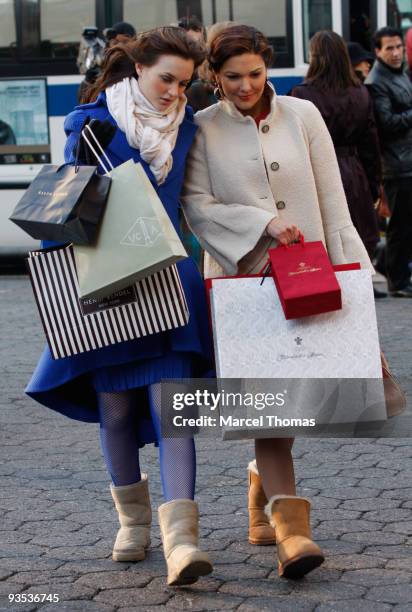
[106,77,187,184]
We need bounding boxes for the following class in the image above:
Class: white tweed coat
[181,84,373,279]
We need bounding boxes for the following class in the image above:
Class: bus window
[123,0,178,32]
[225,0,293,67]
[124,0,293,68]
[387,0,412,34]
[0,1,16,60]
[40,0,95,58]
[349,0,373,50]
[0,0,100,75]
[302,0,332,62]
[14,0,96,61]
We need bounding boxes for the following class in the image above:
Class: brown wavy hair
[208,25,273,75]
[82,26,206,103]
[306,30,360,92]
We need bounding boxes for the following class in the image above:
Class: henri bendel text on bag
[79,286,138,315]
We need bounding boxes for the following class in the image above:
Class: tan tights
[254,437,296,499]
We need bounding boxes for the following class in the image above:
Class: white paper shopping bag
[73,127,187,300]
[210,270,387,436]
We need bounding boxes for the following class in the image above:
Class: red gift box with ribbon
[267,237,342,319]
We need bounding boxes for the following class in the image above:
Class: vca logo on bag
[120,217,162,247]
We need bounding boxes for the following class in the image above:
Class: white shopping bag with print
[209,270,387,438]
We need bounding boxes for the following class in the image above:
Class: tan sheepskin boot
[110,474,151,562]
[248,460,276,545]
[158,499,213,586]
[265,495,324,579]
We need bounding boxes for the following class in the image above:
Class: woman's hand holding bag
[75,117,117,166]
[265,217,302,245]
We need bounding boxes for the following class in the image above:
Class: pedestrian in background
[366,27,412,297]
[291,31,385,298]
[78,22,138,102]
[26,26,214,587]
[185,21,238,113]
[104,21,137,47]
[77,26,106,102]
[347,40,374,81]
[178,16,219,113]
[180,21,238,271]
[347,40,388,277]
[405,26,412,79]
[177,15,206,44]
[182,25,372,579]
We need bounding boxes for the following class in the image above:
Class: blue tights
[97,384,195,501]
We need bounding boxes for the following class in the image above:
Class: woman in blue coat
[26,27,213,587]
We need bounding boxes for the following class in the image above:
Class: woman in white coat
[181,25,372,579]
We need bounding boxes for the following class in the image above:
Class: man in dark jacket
[366,27,412,297]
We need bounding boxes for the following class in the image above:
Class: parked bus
[1,0,410,254]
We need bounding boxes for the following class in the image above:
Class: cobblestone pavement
[0,275,411,612]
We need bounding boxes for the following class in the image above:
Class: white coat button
[271,162,280,171]
[276,201,286,210]
[262,125,270,133]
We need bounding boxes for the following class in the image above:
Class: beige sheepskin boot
[110,474,151,562]
[158,499,213,586]
[265,495,324,579]
[248,460,276,545]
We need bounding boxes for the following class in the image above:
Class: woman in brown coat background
[290,31,385,298]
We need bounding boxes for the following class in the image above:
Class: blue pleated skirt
[92,351,194,392]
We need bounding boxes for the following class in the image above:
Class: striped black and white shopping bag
[27,244,189,360]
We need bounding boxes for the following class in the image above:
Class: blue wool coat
[26,92,213,436]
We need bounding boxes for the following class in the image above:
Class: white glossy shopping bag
[209,270,387,437]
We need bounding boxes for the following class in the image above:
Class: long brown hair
[208,25,273,75]
[83,26,206,103]
[306,31,360,92]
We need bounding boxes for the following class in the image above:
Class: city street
[0,273,411,611]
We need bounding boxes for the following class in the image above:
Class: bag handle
[279,233,305,250]
[84,123,114,170]
[259,260,272,286]
[81,124,114,175]
[74,136,82,173]
[258,233,305,285]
